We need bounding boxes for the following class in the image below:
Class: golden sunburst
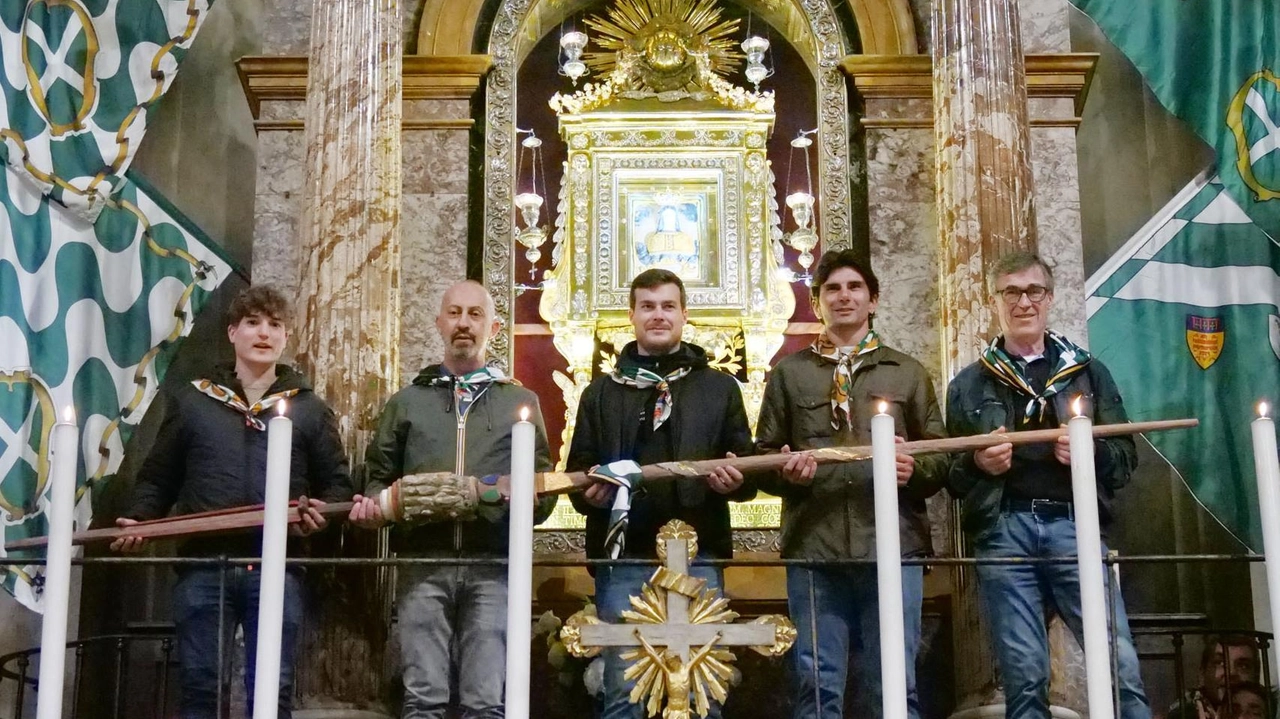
[584,0,743,84]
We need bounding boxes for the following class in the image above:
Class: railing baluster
[71,642,86,719]
[112,637,125,719]
[15,654,29,719]
[158,637,173,719]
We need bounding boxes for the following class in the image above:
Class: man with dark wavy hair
[114,284,352,719]
[756,249,947,719]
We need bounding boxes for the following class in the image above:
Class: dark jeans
[594,562,725,719]
[172,567,303,719]
[786,565,925,719]
[975,510,1150,719]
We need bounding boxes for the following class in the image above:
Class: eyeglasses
[996,284,1050,305]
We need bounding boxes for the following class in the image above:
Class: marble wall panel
[1031,126,1088,347]
[910,0,1072,54]
[866,129,941,377]
[1019,0,1071,53]
[405,99,474,121]
[251,130,306,300]
[261,0,312,54]
[400,191,470,382]
[403,128,471,195]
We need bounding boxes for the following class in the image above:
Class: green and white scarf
[810,329,881,430]
[428,367,513,417]
[979,331,1092,422]
[192,380,299,431]
[609,365,693,431]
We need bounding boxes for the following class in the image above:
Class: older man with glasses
[945,251,1151,719]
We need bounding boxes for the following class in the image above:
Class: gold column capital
[840,53,1099,115]
[236,54,494,117]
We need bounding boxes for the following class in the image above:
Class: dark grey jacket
[755,345,948,560]
[945,347,1138,542]
[363,364,555,556]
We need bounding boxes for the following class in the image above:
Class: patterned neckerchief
[192,379,299,431]
[609,364,693,431]
[810,329,880,430]
[427,366,513,418]
[979,331,1092,422]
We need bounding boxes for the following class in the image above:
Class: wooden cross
[561,520,795,718]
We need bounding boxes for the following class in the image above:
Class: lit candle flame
[877,400,888,415]
[61,405,75,424]
[1261,401,1271,419]
[1071,395,1083,417]
[277,399,288,417]
[520,406,530,422]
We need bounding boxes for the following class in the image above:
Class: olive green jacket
[754,344,948,559]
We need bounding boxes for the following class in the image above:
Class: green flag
[1072,0,1280,231]
[1087,175,1280,551]
[0,0,228,610]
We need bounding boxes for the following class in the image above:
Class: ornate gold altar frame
[481,0,855,371]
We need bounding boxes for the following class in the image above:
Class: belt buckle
[1030,498,1071,520]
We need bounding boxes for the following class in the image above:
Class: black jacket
[363,364,556,556]
[125,364,353,557]
[946,341,1138,542]
[566,342,756,559]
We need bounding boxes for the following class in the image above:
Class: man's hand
[289,496,328,536]
[1054,429,1071,466]
[974,426,1013,476]
[347,494,388,529]
[582,473,618,509]
[706,452,745,495]
[110,518,146,553]
[894,436,914,486]
[780,445,817,486]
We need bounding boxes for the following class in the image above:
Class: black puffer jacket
[566,342,756,559]
[125,363,353,557]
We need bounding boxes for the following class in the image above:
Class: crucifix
[561,520,796,719]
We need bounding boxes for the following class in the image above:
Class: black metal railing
[0,553,1271,718]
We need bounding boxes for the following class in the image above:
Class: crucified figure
[634,630,724,719]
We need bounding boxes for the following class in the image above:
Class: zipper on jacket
[454,408,467,552]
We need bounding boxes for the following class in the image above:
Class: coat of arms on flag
[1185,315,1225,370]
[1,0,230,611]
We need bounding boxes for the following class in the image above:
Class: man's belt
[1001,497,1074,520]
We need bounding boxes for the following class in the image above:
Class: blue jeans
[787,565,924,719]
[397,564,508,719]
[974,511,1151,719]
[595,562,725,719]
[172,566,303,719]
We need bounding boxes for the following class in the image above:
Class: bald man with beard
[349,281,555,719]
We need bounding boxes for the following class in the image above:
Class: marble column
[931,0,1036,373]
[931,1,1085,716]
[291,0,402,713]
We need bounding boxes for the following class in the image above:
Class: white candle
[871,401,908,719]
[505,407,536,719]
[36,407,77,719]
[252,401,293,719]
[1251,402,1280,681]
[1067,396,1115,719]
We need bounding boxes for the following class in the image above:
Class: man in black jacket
[946,252,1149,719]
[113,285,352,719]
[566,269,755,719]
[348,280,554,719]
